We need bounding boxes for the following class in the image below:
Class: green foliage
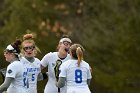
[70,0,140,93]
[0,0,140,93]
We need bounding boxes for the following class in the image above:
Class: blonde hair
[70,44,84,67]
[22,33,35,45]
[21,33,41,55]
[76,47,83,67]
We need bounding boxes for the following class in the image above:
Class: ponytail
[70,44,85,67]
[76,47,83,67]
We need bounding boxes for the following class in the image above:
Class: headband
[59,38,72,43]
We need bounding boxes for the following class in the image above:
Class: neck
[58,52,67,59]
[10,58,19,63]
[25,56,35,63]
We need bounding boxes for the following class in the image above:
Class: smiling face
[22,42,35,57]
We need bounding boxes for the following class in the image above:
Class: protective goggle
[63,41,71,46]
[23,46,35,51]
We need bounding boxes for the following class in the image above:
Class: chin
[6,59,10,62]
[27,55,33,57]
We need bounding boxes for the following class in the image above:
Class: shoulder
[35,57,41,62]
[81,60,90,68]
[7,61,22,69]
[43,52,57,58]
[19,57,26,63]
[34,58,41,65]
[61,60,71,68]
[11,61,22,66]
[42,52,58,61]
[47,52,56,55]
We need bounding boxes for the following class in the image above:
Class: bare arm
[0,77,14,92]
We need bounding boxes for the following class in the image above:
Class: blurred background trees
[0,0,140,93]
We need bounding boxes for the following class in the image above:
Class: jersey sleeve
[35,58,41,72]
[40,52,51,67]
[6,62,18,78]
[59,62,67,78]
[87,64,92,79]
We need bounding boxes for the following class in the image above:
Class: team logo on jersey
[8,69,12,74]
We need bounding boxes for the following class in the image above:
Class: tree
[0,0,140,93]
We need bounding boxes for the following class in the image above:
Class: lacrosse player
[41,35,72,93]
[56,44,92,93]
[0,39,27,93]
[20,33,41,93]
